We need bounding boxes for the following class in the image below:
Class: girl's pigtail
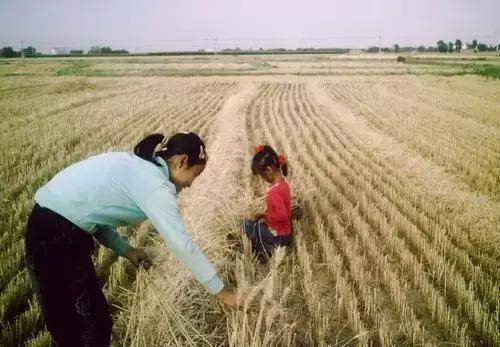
[278,153,288,176]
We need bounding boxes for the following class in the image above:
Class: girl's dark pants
[242,219,292,260]
[25,203,112,347]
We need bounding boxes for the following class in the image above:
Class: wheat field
[1,55,499,346]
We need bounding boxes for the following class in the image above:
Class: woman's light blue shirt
[34,152,224,295]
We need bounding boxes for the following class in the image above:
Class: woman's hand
[216,286,244,308]
[124,247,151,270]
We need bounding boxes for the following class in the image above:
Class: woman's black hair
[251,145,288,177]
[134,132,207,167]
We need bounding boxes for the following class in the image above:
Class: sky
[0,0,499,53]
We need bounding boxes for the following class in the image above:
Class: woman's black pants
[24,203,112,347]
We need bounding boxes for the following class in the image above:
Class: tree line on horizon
[1,39,499,58]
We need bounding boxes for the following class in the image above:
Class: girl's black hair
[251,145,288,177]
[134,132,207,167]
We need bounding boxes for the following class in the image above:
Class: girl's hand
[291,203,304,220]
[124,247,151,270]
[216,286,244,308]
[251,212,265,221]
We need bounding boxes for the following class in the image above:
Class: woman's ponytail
[134,132,207,167]
[133,133,165,166]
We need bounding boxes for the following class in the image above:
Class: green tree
[0,46,19,58]
[394,44,400,53]
[472,39,478,49]
[477,43,488,52]
[448,42,454,53]
[22,46,37,57]
[417,45,426,52]
[455,39,462,53]
[437,40,447,53]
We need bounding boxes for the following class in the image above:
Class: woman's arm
[134,183,225,295]
[93,225,132,256]
[94,225,151,269]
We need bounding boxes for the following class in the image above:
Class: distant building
[89,46,102,55]
[51,48,67,55]
[348,49,360,54]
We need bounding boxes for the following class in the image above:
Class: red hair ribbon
[278,154,287,166]
[254,145,265,154]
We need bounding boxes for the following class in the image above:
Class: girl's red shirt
[264,180,292,236]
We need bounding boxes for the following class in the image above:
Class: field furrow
[324,80,500,199]
[1,61,499,346]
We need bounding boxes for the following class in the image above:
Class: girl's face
[259,167,276,184]
[168,154,206,190]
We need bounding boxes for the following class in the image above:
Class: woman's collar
[155,156,170,178]
[155,156,181,194]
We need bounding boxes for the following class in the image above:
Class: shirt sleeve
[93,225,132,256]
[266,188,289,225]
[133,183,224,295]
